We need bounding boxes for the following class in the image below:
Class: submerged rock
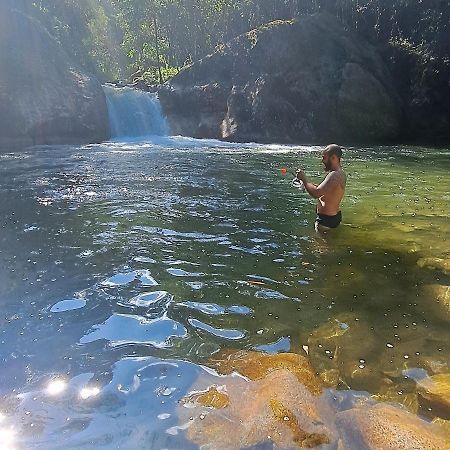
[179,369,337,450]
[419,356,449,375]
[417,373,450,419]
[0,6,108,147]
[159,13,401,144]
[208,349,323,394]
[179,349,450,449]
[417,257,450,274]
[307,314,381,391]
[336,403,450,450]
[422,284,450,317]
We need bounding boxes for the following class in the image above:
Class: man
[296,144,346,232]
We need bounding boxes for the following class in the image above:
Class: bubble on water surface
[188,319,245,340]
[50,299,86,313]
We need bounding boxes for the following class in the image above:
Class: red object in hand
[281,168,288,175]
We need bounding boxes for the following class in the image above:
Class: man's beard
[323,162,332,171]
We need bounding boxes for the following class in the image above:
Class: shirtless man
[296,144,346,232]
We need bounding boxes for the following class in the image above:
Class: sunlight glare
[46,379,67,396]
[80,386,100,400]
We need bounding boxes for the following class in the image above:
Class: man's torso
[317,169,346,216]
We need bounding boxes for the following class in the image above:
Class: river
[1,121,450,447]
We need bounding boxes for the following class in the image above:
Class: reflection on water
[0,142,449,448]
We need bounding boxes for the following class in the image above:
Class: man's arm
[296,170,335,199]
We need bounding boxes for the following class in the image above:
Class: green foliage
[10,0,449,90]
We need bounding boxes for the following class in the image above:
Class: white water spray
[103,84,169,139]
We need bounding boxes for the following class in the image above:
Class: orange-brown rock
[182,386,230,409]
[179,369,337,450]
[336,403,450,450]
[208,349,323,395]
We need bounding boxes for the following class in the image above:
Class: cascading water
[103,84,169,139]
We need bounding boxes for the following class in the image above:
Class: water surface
[0,140,449,448]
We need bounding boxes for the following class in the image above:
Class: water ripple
[80,314,187,348]
[188,318,246,340]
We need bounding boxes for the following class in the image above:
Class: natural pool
[0,140,449,449]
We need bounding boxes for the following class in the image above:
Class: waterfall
[103,84,169,139]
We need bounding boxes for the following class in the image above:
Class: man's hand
[296,169,306,182]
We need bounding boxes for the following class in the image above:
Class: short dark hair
[324,144,342,160]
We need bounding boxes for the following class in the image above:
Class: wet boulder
[422,284,450,317]
[179,368,338,450]
[417,373,450,420]
[0,6,109,147]
[159,13,402,144]
[307,314,382,391]
[336,403,450,450]
[208,349,323,394]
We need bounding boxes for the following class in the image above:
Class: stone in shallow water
[182,386,230,409]
[417,373,450,419]
[208,349,323,395]
[180,369,336,450]
[424,284,450,311]
[419,356,449,375]
[417,257,450,274]
[335,403,449,450]
[307,314,380,391]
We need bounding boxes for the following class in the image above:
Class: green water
[0,141,449,448]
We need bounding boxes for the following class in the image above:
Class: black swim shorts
[316,211,342,229]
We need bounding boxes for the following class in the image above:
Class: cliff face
[0,7,109,148]
[159,14,402,144]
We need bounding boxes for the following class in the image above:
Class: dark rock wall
[159,14,403,144]
[0,7,109,148]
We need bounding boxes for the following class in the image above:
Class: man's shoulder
[327,169,346,186]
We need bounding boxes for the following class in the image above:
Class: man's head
[322,144,342,171]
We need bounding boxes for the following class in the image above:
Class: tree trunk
[154,17,163,84]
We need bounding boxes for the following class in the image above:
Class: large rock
[159,14,402,144]
[0,7,109,147]
[208,349,323,394]
[336,403,450,450]
[179,368,337,450]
